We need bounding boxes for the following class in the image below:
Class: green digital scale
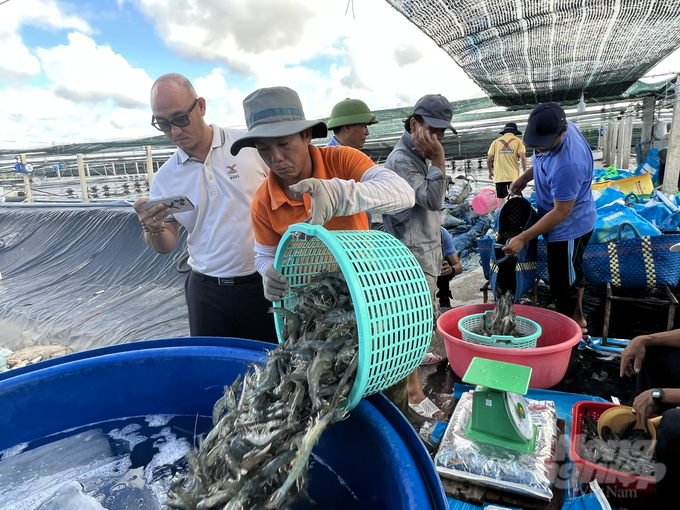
[463,357,538,453]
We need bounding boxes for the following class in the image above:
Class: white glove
[263,264,289,302]
[289,178,335,225]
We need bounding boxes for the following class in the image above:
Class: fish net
[386,0,680,107]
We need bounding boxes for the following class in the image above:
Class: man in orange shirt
[230,87,417,301]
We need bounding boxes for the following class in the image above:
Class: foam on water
[0,414,367,509]
[145,415,173,427]
[1,442,28,460]
[108,423,147,451]
[0,415,207,510]
[144,427,192,483]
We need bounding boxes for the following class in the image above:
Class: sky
[1,0,679,150]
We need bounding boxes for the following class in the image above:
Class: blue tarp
[444,213,492,271]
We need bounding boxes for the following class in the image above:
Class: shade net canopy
[386,0,680,107]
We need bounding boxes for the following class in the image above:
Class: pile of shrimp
[167,271,358,510]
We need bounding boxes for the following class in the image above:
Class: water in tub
[0,414,362,509]
[0,415,206,509]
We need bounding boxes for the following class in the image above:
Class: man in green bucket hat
[326,98,379,150]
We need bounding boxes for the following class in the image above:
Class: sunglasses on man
[151,98,199,132]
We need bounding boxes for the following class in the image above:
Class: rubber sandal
[420,353,443,366]
[408,397,443,419]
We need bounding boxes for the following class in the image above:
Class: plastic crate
[570,401,656,503]
[458,310,541,348]
[273,223,432,411]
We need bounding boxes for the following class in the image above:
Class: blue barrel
[0,337,447,509]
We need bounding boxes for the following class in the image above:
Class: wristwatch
[651,388,665,404]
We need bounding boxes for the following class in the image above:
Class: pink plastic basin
[437,303,582,389]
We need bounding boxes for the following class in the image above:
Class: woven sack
[537,236,550,284]
[583,222,680,289]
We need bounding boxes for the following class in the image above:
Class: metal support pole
[602,122,611,167]
[597,125,604,150]
[112,162,116,176]
[78,154,90,203]
[641,96,655,162]
[621,116,634,169]
[663,83,680,195]
[608,121,619,168]
[20,154,33,203]
[86,163,91,177]
[146,146,154,186]
[616,119,626,169]
[135,162,140,175]
[602,124,610,165]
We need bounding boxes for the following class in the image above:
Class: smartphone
[141,195,195,213]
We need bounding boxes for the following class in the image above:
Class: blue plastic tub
[0,337,447,510]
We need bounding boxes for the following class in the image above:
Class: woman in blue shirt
[502,103,595,332]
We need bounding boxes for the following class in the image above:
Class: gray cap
[413,94,456,134]
[231,86,327,156]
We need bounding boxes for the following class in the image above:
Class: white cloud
[37,32,154,108]
[0,86,153,146]
[195,69,251,127]
[127,0,484,131]
[0,0,91,82]
[128,0,484,114]
[394,45,425,68]
[129,0,322,75]
[1,0,486,148]
[0,36,42,81]
[193,68,230,101]
[0,1,156,148]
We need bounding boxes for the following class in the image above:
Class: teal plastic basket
[273,223,433,411]
[457,310,542,349]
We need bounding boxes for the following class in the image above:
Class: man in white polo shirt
[133,73,276,342]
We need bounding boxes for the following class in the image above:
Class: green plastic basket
[457,310,542,349]
[273,223,433,410]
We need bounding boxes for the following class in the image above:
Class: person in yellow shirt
[487,122,527,204]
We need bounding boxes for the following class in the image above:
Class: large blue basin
[0,337,447,509]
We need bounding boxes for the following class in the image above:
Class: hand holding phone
[141,195,195,213]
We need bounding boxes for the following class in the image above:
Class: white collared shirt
[150,124,269,277]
